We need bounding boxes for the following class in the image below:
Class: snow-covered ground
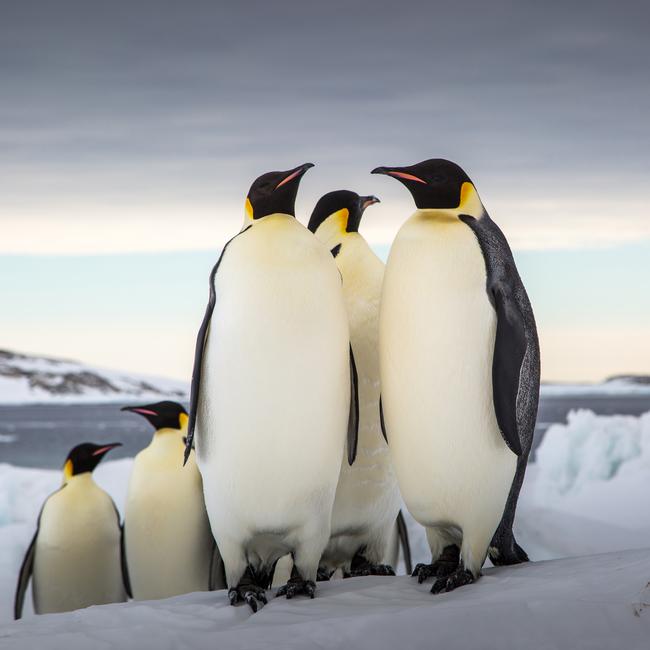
[0,350,188,405]
[2,550,649,650]
[1,408,650,648]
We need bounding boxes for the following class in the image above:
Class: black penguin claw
[489,538,529,566]
[228,585,267,612]
[317,567,334,582]
[430,567,476,594]
[277,576,316,600]
[412,545,461,583]
[345,563,395,578]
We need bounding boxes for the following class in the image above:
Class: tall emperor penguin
[121,401,223,600]
[373,159,540,593]
[185,164,358,611]
[308,190,409,578]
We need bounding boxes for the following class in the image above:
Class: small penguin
[14,442,127,618]
[185,163,358,611]
[121,401,224,600]
[374,159,539,593]
[308,190,410,578]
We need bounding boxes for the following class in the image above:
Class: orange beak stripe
[275,169,303,190]
[388,171,426,184]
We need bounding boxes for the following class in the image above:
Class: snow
[1,551,649,650]
[2,409,650,648]
[0,350,188,405]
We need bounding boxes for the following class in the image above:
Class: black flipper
[184,227,251,466]
[112,501,132,597]
[347,345,359,465]
[14,530,37,620]
[14,488,64,619]
[491,283,526,456]
[396,510,412,575]
[379,395,388,443]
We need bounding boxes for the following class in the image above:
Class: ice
[536,409,650,496]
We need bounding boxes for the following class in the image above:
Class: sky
[1,0,649,382]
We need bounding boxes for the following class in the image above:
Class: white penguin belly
[197,216,349,563]
[33,477,125,614]
[380,214,516,535]
[324,242,400,566]
[125,438,214,600]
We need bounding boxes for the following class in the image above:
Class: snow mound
[1,549,649,650]
[0,350,188,405]
[536,409,650,496]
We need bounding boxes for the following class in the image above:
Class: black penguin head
[245,163,314,220]
[121,401,188,432]
[308,190,380,237]
[372,159,475,210]
[63,442,121,480]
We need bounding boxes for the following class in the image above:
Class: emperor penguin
[121,401,224,600]
[14,442,127,618]
[307,190,410,578]
[185,163,358,611]
[373,159,540,593]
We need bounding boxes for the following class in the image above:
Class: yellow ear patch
[245,197,254,220]
[179,412,189,431]
[63,459,73,483]
[458,182,475,209]
[331,208,350,234]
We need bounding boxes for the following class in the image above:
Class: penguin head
[245,163,314,221]
[63,442,121,482]
[307,190,380,253]
[372,159,480,213]
[121,401,188,432]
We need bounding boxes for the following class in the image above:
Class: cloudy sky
[2,0,649,381]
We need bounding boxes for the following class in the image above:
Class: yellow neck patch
[457,182,483,217]
[63,459,73,484]
[245,197,254,220]
[179,412,189,431]
[331,208,350,234]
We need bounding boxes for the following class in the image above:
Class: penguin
[121,400,224,600]
[373,159,540,593]
[184,163,358,611]
[14,442,127,618]
[307,190,411,578]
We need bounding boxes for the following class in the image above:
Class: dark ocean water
[0,395,649,469]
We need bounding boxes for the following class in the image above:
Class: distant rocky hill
[0,349,188,404]
[605,375,650,386]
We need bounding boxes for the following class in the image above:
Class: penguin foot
[489,538,529,566]
[277,575,316,600]
[430,567,476,594]
[317,566,334,582]
[344,563,395,578]
[228,584,267,612]
[412,545,460,583]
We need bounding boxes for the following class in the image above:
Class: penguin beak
[359,195,380,212]
[91,442,122,457]
[121,405,158,416]
[275,163,315,190]
[371,166,426,184]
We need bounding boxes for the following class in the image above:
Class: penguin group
[14,400,224,618]
[14,157,539,617]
